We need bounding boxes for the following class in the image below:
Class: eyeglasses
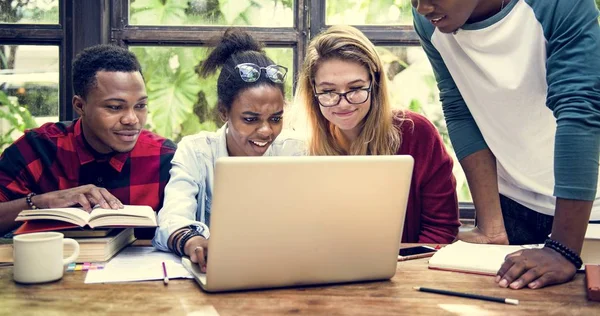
[313,82,373,107]
[235,63,288,84]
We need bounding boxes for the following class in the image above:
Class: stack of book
[13,205,157,263]
[64,228,136,263]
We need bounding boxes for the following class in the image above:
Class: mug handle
[62,238,80,265]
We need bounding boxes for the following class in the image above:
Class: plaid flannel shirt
[0,119,176,212]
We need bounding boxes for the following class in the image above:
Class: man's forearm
[551,198,592,254]
[460,149,506,234]
[0,198,31,235]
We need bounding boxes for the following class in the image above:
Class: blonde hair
[296,25,402,155]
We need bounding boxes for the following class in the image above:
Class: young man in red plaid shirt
[0,44,176,236]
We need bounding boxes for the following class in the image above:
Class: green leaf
[131,0,188,25]
[408,99,422,113]
[197,73,219,110]
[147,68,200,139]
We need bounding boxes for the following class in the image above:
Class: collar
[216,123,230,159]
[216,122,275,158]
[74,119,130,172]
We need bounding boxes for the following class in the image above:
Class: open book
[14,205,157,234]
[428,241,542,276]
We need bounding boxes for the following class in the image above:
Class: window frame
[0,0,474,221]
[109,0,310,90]
[0,0,111,121]
[0,0,69,120]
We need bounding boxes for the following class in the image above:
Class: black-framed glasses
[313,82,373,107]
[235,63,288,84]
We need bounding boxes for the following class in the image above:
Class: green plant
[130,0,294,141]
[0,90,37,151]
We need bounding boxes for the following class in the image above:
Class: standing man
[0,44,176,236]
[412,0,600,289]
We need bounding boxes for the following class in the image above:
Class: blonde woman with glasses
[153,28,305,272]
[295,25,459,244]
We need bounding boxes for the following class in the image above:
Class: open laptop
[181,155,414,292]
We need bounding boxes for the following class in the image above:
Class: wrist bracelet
[544,238,583,270]
[178,229,205,257]
[173,229,191,256]
[177,229,196,257]
[169,229,187,255]
[25,192,39,210]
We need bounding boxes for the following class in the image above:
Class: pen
[162,261,169,285]
[413,286,519,305]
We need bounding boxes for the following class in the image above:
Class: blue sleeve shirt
[413,0,600,218]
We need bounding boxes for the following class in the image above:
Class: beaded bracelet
[169,229,187,256]
[178,229,202,257]
[25,192,39,210]
[543,239,583,270]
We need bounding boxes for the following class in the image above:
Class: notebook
[428,241,542,276]
[586,264,600,301]
[582,223,600,265]
[182,155,414,292]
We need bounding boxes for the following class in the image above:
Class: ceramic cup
[13,232,80,284]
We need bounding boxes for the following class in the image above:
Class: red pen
[162,261,169,285]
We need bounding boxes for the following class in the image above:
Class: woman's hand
[184,236,209,273]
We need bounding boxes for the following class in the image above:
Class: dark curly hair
[72,44,142,99]
[199,28,285,113]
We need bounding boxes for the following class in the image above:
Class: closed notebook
[428,241,541,276]
[582,224,600,265]
[586,264,600,301]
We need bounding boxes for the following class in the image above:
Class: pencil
[413,286,519,305]
[162,261,169,285]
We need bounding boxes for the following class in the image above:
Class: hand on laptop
[185,236,209,273]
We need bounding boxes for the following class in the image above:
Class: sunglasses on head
[234,63,288,84]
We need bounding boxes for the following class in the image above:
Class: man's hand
[457,226,509,245]
[496,248,576,290]
[184,236,209,273]
[34,184,123,212]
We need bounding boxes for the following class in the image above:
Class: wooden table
[1,244,598,316]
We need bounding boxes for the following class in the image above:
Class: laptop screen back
[203,155,414,292]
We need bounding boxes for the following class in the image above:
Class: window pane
[326,0,413,25]
[129,0,294,27]
[130,46,293,142]
[0,45,59,152]
[379,45,471,202]
[0,0,59,24]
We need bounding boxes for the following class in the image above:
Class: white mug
[13,232,80,284]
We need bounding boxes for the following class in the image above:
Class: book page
[583,223,600,265]
[84,247,192,283]
[87,205,157,228]
[585,223,600,240]
[15,208,91,227]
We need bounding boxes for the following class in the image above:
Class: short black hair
[199,28,284,113]
[72,44,142,99]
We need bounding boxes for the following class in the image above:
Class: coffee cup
[13,232,80,284]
